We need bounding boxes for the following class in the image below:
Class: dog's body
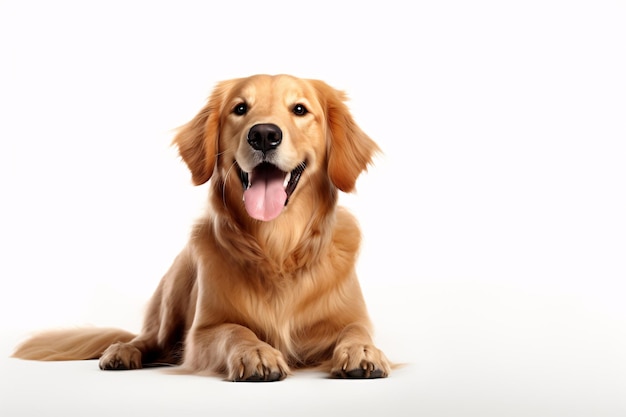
[13,74,390,381]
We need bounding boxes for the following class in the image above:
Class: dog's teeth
[283,172,291,188]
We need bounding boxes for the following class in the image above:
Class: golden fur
[13,74,390,381]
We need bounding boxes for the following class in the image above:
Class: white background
[1,1,625,416]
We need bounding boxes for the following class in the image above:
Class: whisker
[299,163,318,212]
[223,161,238,208]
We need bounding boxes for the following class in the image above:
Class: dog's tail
[12,328,136,361]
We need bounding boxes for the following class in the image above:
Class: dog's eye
[233,103,248,116]
[292,103,308,116]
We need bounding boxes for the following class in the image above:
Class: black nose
[247,123,283,153]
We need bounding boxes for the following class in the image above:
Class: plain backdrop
[1,1,625,416]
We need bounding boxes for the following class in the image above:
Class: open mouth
[238,162,306,221]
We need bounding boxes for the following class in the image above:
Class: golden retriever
[13,74,391,381]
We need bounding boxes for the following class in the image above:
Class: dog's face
[221,75,326,221]
[174,74,379,222]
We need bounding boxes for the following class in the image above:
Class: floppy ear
[172,81,230,185]
[312,80,381,192]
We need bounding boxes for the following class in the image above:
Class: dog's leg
[330,322,391,378]
[184,324,290,382]
[98,290,171,370]
[99,247,195,370]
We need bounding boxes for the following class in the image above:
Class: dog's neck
[207,177,338,277]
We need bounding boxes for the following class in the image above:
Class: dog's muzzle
[238,124,306,222]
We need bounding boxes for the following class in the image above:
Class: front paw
[331,343,390,379]
[227,344,289,382]
[99,342,142,370]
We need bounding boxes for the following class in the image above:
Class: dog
[13,74,391,381]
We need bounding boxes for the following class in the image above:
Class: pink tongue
[243,166,287,221]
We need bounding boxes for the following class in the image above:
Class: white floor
[2,280,625,417]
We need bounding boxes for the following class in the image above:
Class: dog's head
[174,74,379,222]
